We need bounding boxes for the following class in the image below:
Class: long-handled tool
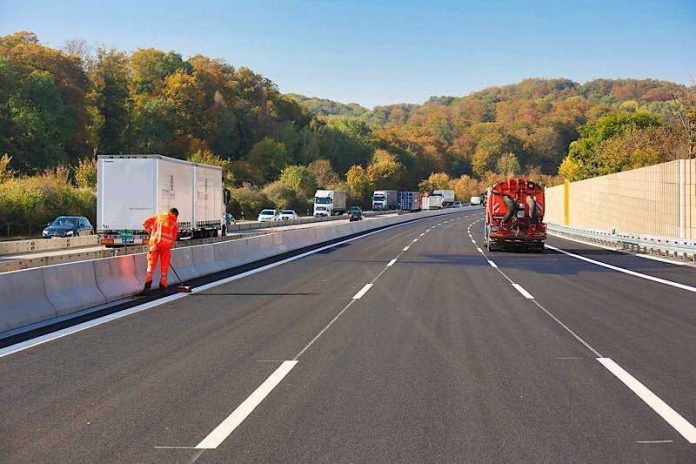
[168,262,192,293]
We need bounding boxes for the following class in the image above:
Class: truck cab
[313,190,347,217]
[372,190,397,210]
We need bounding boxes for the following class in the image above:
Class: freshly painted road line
[387,258,397,267]
[487,260,497,268]
[353,283,374,299]
[0,293,187,359]
[512,283,534,299]
[547,245,696,294]
[195,360,298,449]
[598,358,696,444]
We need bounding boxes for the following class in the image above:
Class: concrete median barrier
[212,241,237,269]
[0,268,57,333]
[94,255,141,301]
[43,261,107,315]
[192,244,225,276]
[1,208,469,336]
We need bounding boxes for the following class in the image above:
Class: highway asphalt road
[1,210,695,463]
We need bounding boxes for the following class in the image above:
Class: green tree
[307,159,340,187]
[246,137,290,184]
[279,165,317,198]
[87,47,130,154]
[346,165,370,206]
[496,153,521,177]
[74,157,97,189]
[367,149,403,190]
[560,112,662,180]
[262,180,307,211]
[418,172,451,192]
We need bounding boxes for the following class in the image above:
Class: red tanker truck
[484,178,546,252]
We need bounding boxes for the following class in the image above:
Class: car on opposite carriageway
[43,216,94,238]
[278,210,299,221]
[257,209,279,222]
[348,205,363,221]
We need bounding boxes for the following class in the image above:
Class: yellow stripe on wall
[563,179,569,226]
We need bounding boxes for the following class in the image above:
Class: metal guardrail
[547,224,696,263]
[0,235,99,257]
[227,210,392,232]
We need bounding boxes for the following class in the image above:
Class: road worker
[142,207,179,292]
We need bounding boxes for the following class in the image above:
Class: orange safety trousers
[145,243,173,287]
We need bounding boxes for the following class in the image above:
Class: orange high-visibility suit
[143,211,179,288]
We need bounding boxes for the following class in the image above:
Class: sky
[1,0,695,108]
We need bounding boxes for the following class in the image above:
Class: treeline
[1,31,694,234]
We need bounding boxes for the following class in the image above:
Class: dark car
[42,216,94,238]
[348,206,363,222]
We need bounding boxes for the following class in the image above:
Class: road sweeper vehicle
[484,178,546,252]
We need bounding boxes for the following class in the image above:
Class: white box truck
[313,190,347,216]
[432,189,455,208]
[425,195,443,209]
[433,189,455,201]
[372,190,398,210]
[97,155,229,245]
[470,196,481,206]
[421,195,431,210]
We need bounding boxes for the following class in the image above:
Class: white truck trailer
[97,155,229,245]
[313,190,347,216]
[432,189,455,208]
[372,190,398,210]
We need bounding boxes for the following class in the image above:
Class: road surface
[1,210,695,463]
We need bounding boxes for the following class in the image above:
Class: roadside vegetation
[1,31,694,235]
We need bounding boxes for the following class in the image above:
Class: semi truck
[372,190,398,210]
[313,190,347,216]
[484,178,546,252]
[432,189,455,208]
[398,191,422,212]
[97,155,230,245]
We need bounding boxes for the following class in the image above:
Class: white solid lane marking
[598,358,696,443]
[547,246,696,294]
[352,283,373,299]
[487,260,497,268]
[403,246,410,251]
[512,283,534,299]
[636,440,674,444]
[196,360,298,449]
[0,293,187,359]
[476,247,483,253]
[387,258,397,267]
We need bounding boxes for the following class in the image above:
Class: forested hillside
[1,31,694,235]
